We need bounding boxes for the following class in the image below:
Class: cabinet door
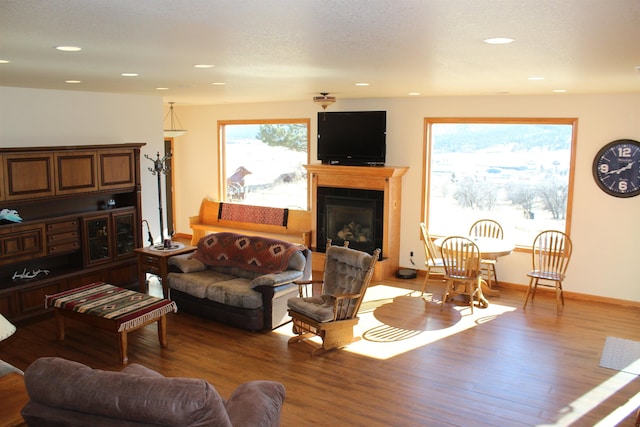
[98,149,135,190]
[0,290,16,318]
[82,214,112,266]
[55,151,98,195]
[2,152,55,200]
[104,261,138,290]
[0,154,4,201]
[0,223,46,266]
[18,280,65,317]
[113,209,137,259]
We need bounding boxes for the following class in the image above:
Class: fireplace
[306,164,408,280]
[316,187,384,258]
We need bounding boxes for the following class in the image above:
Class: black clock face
[592,139,640,198]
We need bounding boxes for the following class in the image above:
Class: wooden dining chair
[523,230,572,315]
[419,223,446,296]
[439,236,488,314]
[469,219,504,288]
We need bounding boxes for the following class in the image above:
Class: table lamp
[0,314,16,341]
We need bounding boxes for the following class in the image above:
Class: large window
[423,118,577,248]
[219,119,310,210]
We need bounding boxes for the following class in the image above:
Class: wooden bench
[189,199,312,247]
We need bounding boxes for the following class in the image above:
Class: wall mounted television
[317,110,386,166]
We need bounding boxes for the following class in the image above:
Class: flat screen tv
[317,111,386,166]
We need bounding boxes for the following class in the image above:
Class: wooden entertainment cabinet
[0,144,144,322]
[305,164,408,280]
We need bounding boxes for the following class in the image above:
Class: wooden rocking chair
[287,244,380,356]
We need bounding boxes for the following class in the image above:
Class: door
[164,138,175,236]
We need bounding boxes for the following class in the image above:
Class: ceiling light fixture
[483,37,515,45]
[55,46,82,52]
[313,92,336,111]
[164,102,187,137]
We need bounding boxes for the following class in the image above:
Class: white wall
[2,87,638,302]
[173,94,640,303]
[0,86,166,245]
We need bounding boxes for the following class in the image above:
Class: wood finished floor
[2,276,639,427]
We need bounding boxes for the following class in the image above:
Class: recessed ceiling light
[56,46,82,52]
[121,73,139,77]
[408,92,421,96]
[553,89,567,93]
[0,59,10,64]
[194,64,214,69]
[528,76,545,81]
[211,82,227,85]
[65,80,82,84]
[483,37,515,45]
[355,82,369,86]
[156,87,169,91]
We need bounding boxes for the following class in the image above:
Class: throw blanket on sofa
[193,232,301,274]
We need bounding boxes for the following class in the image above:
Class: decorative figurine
[12,268,50,280]
[0,209,22,224]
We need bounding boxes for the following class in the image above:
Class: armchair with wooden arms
[287,244,380,356]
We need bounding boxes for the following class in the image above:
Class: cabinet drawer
[47,219,79,233]
[49,241,81,254]
[47,230,79,244]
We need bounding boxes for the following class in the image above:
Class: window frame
[217,118,311,209]
[421,117,578,251]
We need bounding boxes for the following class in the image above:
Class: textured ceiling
[1,0,639,105]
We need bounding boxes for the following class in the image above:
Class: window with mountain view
[423,118,577,248]
[219,119,310,210]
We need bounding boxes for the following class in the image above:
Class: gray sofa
[21,357,286,427]
[167,232,311,331]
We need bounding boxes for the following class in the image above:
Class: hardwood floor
[1,275,639,427]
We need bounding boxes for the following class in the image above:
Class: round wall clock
[592,139,640,198]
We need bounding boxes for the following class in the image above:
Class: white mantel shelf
[305,164,409,281]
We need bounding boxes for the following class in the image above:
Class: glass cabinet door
[84,215,111,265]
[113,210,136,259]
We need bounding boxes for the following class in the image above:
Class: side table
[0,372,28,426]
[135,244,196,298]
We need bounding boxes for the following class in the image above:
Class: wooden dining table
[433,236,515,297]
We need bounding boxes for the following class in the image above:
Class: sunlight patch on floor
[536,366,640,427]
[276,284,516,360]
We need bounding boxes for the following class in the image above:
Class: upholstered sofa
[21,357,286,427]
[167,232,311,331]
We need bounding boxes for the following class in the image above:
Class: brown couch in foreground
[21,357,285,427]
